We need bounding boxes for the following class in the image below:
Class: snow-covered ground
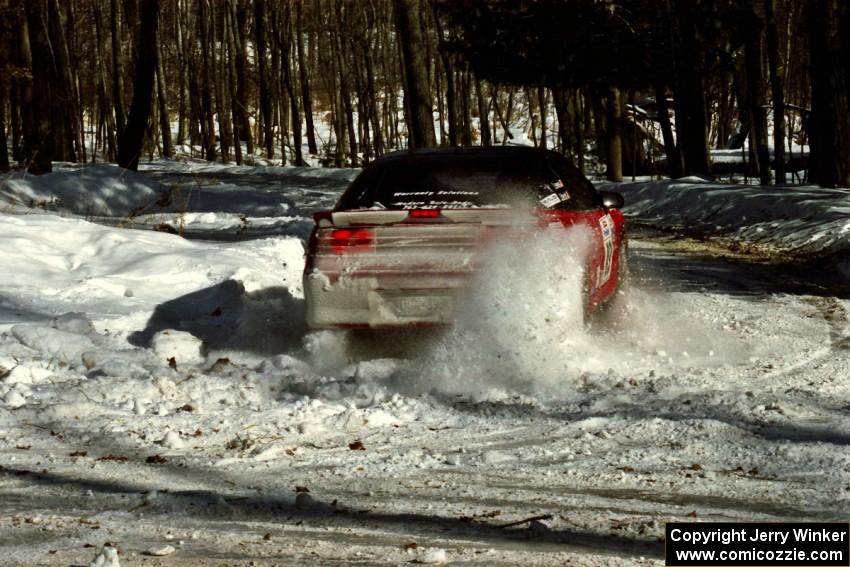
[1,162,849,566]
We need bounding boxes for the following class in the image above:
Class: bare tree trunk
[296,1,318,156]
[255,0,274,159]
[197,0,216,161]
[10,77,21,163]
[61,0,86,161]
[492,87,514,144]
[362,15,384,156]
[278,3,303,166]
[47,0,77,162]
[210,0,231,162]
[432,8,457,147]
[460,71,472,146]
[24,0,53,174]
[715,72,734,148]
[155,29,172,158]
[444,63,458,146]
[0,83,9,172]
[325,1,346,165]
[655,84,682,177]
[97,29,118,160]
[475,78,491,147]
[765,0,786,183]
[117,0,160,170]
[335,3,358,166]
[175,0,188,146]
[123,0,139,50]
[538,86,548,150]
[669,0,711,175]
[572,91,585,173]
[552,87,569,153]
[526,87,538,146]
[394,0,436,148]
[232,0,252,156]
[744,22,771,185]
[224,0,242,164]
[352,41,371,162]
[591,91,607,167]
[110,0,126,137]
[806,0,850,187]
[270,24,284,159]
[606,87,623,182]
[18,4,33,168]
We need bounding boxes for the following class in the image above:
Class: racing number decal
[596,214,615,288]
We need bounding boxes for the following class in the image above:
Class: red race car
[304,147,627,329]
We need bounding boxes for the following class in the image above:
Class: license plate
[390,295,451,317]
[370,292,454,321]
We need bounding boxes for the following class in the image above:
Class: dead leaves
[459,510,501,523]
[96,454,128,463]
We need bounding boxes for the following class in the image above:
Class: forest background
[1,0,848,188]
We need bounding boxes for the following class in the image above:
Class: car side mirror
[600,191,624,209]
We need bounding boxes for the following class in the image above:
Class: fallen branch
[498,514,553,529]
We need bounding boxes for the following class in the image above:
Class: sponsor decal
[596,213,615,287]
[539,193,563,208]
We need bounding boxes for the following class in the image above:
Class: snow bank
[614,177,850,261]
[1,164,168,217]
[0,212,304,334]
[0,161,337,238]
[139,158,361,182]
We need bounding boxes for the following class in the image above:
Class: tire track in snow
[807,297,850,351]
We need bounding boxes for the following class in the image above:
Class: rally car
[303,147,627,329]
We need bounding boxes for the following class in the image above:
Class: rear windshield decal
[395,200,477,209]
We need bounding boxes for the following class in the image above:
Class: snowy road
[2,218,849,566]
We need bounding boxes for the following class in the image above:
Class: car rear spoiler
[321,209,528,228]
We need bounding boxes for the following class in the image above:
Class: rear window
[336,152,600,211]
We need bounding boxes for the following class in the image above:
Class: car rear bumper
[304,271,469,329]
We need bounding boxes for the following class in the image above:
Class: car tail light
[408,209,441,219]
[329,228,374,254]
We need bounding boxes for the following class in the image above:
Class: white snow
[143,544,176,557]
[416,548,448,564]
[89,545,120,567]
[0,212,304,334]
[150,329,204,366]
[0,161,849,565]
